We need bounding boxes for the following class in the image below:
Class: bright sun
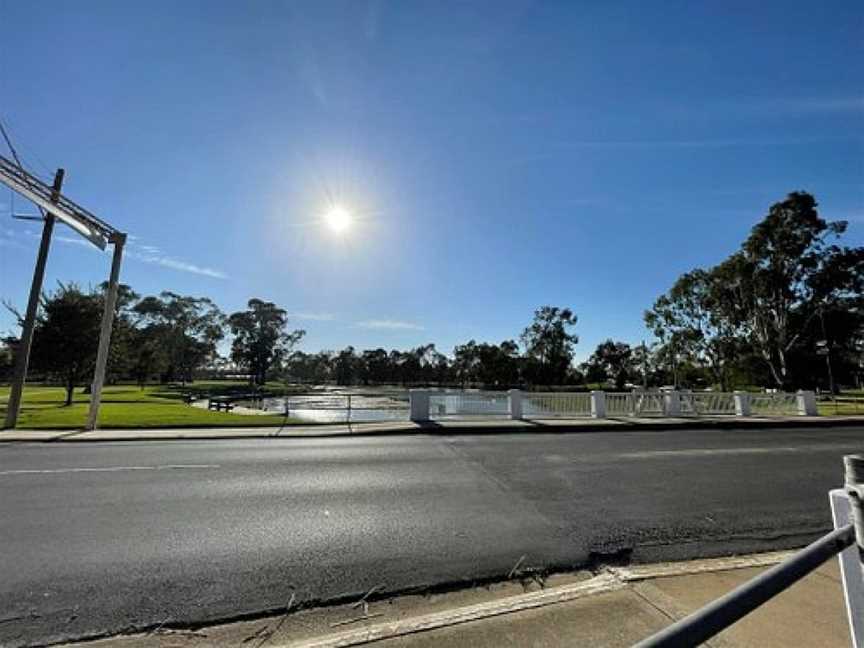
[324,206,353,233]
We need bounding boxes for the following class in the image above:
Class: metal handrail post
[843,455,864,647]
[845,455,864,554]
[831,488,864,648]
[634,525,855,648]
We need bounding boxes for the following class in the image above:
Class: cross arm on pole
[0,155,118,250]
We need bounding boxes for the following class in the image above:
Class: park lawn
[817,396,864,416]
[0,384,297,429]
[817,388,864,416]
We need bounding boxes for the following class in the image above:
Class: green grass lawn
[817,393,864,416]
[0,383,298,429]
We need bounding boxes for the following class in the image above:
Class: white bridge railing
[427,391,510,418]
[409,389,818,422]
[750,392,801,416]
[680,391,737,416]
[522,392,592,418]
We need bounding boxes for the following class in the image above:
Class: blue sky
[1,0,862,361]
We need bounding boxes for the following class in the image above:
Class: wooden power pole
[86,233,126,431]
[0,154,126,431]
[3,169,64,429]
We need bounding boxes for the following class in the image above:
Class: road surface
[1,426,861,646]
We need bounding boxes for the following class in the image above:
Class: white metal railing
[606,393,634,416]
[604,391,666,417]
[258,391,410,423]
[407,389,818,422]
[750,392,799,416]
[680,392,737,416]
[632,391,665,416]
[216,388,821,424]
[428,391,510,418]
[523,392,592,418]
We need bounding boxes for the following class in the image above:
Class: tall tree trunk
[765,354,784,388]
[777,347,789,390]
[65,372,75,406]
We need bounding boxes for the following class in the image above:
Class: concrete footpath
[66,550,854,648]
[3,414,864,442]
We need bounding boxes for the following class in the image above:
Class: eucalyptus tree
[453,339,520,387]
[0,338,14,383]
[647,192,864,389]
[720,192,862,388]
[583,339,636,390]
[228,299,305,386]
[334,346,359,385]
[644,269,742,390]
[411,343,450,384]
[359,348,390,384]
[285,350,333,384]
[520,306,578,386]
[29,284,103,405]
[133,291,226,384]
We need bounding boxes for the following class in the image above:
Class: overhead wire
[0,117,24,169]
[0,115,47,219]
[0,118,54,180]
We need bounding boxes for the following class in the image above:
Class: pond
[238,390,412,423]
[219,389,601,423]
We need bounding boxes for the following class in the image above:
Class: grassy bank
[0,383,296,429]
[817,391,864,416]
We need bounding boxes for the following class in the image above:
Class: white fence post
[664,390,681,417]
[508,389,523,420]
[734,391,751,417]
[591,391,606,418]
[679,389,692,415]
[797,390,817,416]
[409,389,430,422]
[841,454,864,647]
[830,488,864,648]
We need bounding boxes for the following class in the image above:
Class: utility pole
[3,169,64,429]
[86,233,126,431]
[0,154,126,430]
[818,307,836,395]
[641,340,648,389]
[669,338,678,388]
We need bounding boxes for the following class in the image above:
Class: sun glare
[324,206,353,233]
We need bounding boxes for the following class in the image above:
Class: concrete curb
[1,416,863,443]
[280,552,796,648]
[287,573,626,648]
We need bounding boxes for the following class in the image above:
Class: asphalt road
[1,426,862,646]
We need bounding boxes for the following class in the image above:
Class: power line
[0,117,24,169]
[0,119,54,180]
[0,116,47,219]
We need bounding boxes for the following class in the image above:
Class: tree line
[286,306,579,388]
[0,296,581,400]
[1,291,306,404]
[644,192,863,392]
[1,191,862,398]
